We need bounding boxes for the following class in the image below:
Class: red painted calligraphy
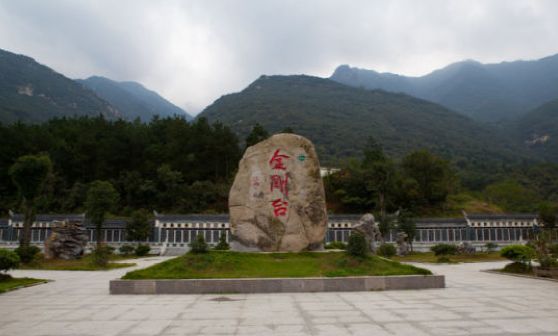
[270,174,288,197]
[269,148,290,218]
[271,198,289,217]
[269,149,290,170]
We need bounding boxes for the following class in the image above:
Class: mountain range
[0,49,118,123]
[0,48,190,124]
[199,75,531,167]
[330,54,558,123]
[1,47,556,165]
[77,76,193,121]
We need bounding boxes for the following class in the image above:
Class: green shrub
[135,244,151,257]
[436,256,452,263]
[550,244,558,258]
[502,261,531,274]
[14,245,41,264]
[119,244,135,256]
[190,234,208,254]
[538,256,558,270]
[500,245,535,264]
[430,244,458,256]
[0,249,20,273]
[347,232,368,257]
[485,242,498,252]
[92,245,113,267]
[377,243,397,258]
[325,241,347,250]
[213,234,230,250]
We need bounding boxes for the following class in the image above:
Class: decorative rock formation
[352,213,382,253]
[458,241,476,254]
[229,133,327,252]
[396,232,410,256]
[44,220,88,260]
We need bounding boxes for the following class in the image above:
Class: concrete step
[161,246,188,256]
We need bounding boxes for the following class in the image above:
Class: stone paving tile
[2,260,558,336]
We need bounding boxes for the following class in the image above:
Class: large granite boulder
[44,220,88,260]
[229,133,327,252]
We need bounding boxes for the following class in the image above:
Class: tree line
[2,117,557,225]
[0,116,241,216]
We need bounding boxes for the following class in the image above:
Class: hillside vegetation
[199,75,531,179]
[0,49,118,123]
[510,98,558,162]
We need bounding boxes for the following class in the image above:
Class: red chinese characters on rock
[269,149,290,217]
[271,198,288,217]
[269,149,289,170]
[270,174,288,196]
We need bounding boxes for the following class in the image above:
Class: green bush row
[118,244,151,257]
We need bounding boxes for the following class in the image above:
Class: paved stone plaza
[1,258,557,336]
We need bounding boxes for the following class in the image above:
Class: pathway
[1,259,557,335]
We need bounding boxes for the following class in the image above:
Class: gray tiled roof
[328,214,362,221]
[155,214,230,222]
[415,218,468,228]
[10,213,85,222]
[155,214,367,222]
[5,213,540,230]
[465,213,537,220]
[83,219,132,229]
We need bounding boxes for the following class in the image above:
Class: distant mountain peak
[331,53,558,122]
[78,76,193,121]
[0,48,119,123]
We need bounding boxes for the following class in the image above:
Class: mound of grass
[392,251,504,263]
[500,261,533,275]
[20,254,136,271]
[122,251,431,279]
[0,276,47,294]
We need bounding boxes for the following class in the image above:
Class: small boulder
[44,220,88,260]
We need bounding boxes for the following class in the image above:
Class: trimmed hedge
[377,243,397,258]
[190,234,208,254]
[0,249,20,273]
[347,233,368,257]
[430,244,458,256]
[500,245,535,264]
[14,245,40,264]
[135,244,151,257]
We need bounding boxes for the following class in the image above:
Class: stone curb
[110,275,445,294]
[0,279,51,294]
[482,269,558,283]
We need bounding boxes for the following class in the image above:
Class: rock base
[110,275,445,294]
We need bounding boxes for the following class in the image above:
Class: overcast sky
[1,0,557,114]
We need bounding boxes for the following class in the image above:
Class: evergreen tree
[245,123,269,148]
[126,209,152,242]
[85,180,119,249]
[9,154,52,248]
[397,210,417,251]
[401,150,456,209]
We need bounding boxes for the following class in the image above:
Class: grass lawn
[391,251,505,263]
[0,276,48,294]
[122,251,431,279]
[20,254,137,271]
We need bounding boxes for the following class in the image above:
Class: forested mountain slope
[199,75,530,169]
[0,49,118,123]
